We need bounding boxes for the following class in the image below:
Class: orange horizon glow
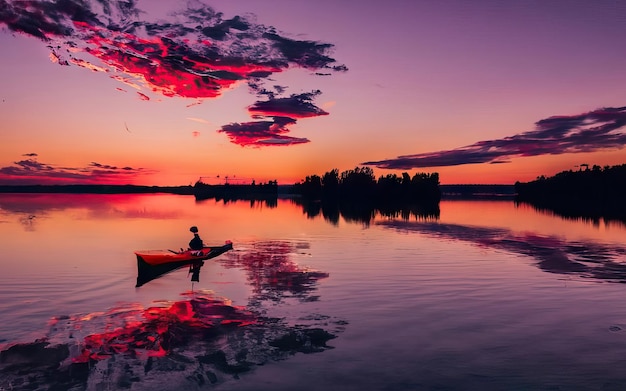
[2,2,626,188]
[1,152,625,187]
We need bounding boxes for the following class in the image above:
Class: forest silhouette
[515,163,626,224]
[292,167,441,225]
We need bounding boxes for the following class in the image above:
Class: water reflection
[379,220,626,282]
[1,239,340,391]
[135,257,205,287]
[18,214,37,231]
[0,193,129,214]
[217,241,329,304]
[294,198,440,226]
[0,194,185,228]
[0,291,342,391]
[197,196,277,209]
[516,200,626,228]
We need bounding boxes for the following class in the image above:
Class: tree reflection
[293,198,440,226]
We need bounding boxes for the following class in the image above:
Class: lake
[1,193,626,390]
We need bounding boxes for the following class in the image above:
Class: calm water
[2,194,626,390]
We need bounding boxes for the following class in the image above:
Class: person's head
[190,226,199,233]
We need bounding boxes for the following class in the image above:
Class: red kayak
[135,241,233,266]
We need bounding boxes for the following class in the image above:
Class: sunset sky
[1,0,626,186]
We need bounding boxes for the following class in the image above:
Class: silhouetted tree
[339,167,377,197]
[300,174,322,199]
[377,173,403,201]
[321,169,339,198]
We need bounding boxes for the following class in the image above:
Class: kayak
[135,241,233,287]
[135,241,233,266]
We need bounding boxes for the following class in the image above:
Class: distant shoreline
[0,183,517,198]
[0,184,196,195]
[439,184,516,199]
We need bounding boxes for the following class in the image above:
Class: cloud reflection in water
[378,220,626,282]
[218,240,329,304]
[0,241,341,391]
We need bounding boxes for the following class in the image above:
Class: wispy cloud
[1,0,346,146]
[0,155,152,185]
[186,117,211,125]
[364,106,626,169]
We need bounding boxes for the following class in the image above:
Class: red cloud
[0,1,346,147]
[218,117,310,147]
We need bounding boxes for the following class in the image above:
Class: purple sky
[1,0,626,185]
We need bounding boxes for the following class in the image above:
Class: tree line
[293,167,441,203]
[515,163,626,223]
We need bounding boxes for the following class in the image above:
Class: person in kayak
[189,226,204,251]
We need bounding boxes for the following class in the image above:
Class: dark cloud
[215,89,326,147]
[22,152,38,157]
[0,155,150,185]
[364,106,626,169]
[1,0,345,147]
[0,159,56,176]
[218,116,309,147]
[248,91,328,119]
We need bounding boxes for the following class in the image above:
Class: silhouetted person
[189,226,204,250]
